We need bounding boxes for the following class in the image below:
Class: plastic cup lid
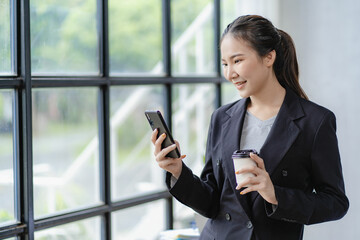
[232,149,258,158]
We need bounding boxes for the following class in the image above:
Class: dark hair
[221,15,308,100]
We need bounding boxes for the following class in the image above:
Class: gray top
[171,111,277,186]
[239,111,277,153]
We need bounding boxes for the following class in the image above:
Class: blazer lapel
[221,98,253,218]
[220,89,304,218]
[260,89,304,176]
[221,99,248,190]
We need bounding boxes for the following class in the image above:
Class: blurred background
[0,0,359,239]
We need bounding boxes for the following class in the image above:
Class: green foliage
[171,0,210,41]
[30,0,98,73]
[32,88,97,125]
[0,209,13,222]
[55,192,68,211]
[109,0,162,73]
[29,0,212,73]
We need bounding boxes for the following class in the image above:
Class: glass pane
[0,90,14,226]
[221,0,241,31]
[35,217,101,240]
[0,0,12,75]
[109,0,162,75]
[221,0,281,31]
[221,82,241,105]
[171,0,215,76]
[110,86,165,200]
[30,0,98,75]
[112,200,166,240]
[172,84,215,227]
[32,88,100,218]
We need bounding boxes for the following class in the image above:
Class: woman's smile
[232,80,247,90]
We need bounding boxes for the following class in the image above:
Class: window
[111,199,166,239]
[32,88,100,218]
[172,84,215,227]
[0,0,225,239]
[0,0,13,75]
[30,0,99,75]
[109,0,163,75]
[171,0,215,76]
[110,85,165,200]
[0,90,14,226]
[35,217,101,240]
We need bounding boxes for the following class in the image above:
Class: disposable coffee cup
[232,149,258,187]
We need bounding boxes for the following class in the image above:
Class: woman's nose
[225,66,238,81]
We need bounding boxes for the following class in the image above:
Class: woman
[151,15,349,240]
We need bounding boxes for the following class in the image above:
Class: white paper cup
[232,149,257,187]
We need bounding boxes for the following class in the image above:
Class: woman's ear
[264,50,276,67]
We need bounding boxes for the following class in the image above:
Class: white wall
[278,0,360,239]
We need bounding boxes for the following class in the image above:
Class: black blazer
[167,88,349,240]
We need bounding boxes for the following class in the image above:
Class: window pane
[0,0,12,75]
[221,0,241,31]
[171,0,215,76]
[35,217,101,240]
[110,86,165,200]
[0,90,14,226]
[221,0,280,31]
[32,88,100,218]
[112,200,166,240]
[109,0,162,75]
[221,82,240,105]
[172,84,215,227]
[30,0,98,75]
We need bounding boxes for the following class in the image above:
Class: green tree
[108,0,162,73]
[29,0,211,74]
[30,0,98,73]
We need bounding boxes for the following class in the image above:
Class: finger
[235,165,259,175]
[174,140,181,152]
[157,143,178,159]
[157,157,179,168]
[240,185,257,195]
[236,176,259,190]
[154,133,166,155]
[250,153,265,170]
[150,129,158,144]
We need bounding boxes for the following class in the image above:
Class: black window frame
[0,0,224,239]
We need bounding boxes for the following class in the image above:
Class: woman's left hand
[235,153,278,205]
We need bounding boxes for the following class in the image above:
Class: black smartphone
[145,110,181,158]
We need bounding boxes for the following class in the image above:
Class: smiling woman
[151,15,349,240]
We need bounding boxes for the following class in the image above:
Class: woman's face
[220,34,274,98]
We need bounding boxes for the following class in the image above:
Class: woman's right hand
[151,129,185,179]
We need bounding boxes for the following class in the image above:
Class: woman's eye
[234,59,242,63]
[222,63,228,67]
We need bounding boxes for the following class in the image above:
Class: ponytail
[221,15,308,100]
[274,29,308,100]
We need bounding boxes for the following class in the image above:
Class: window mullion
[18,0,34,239]
[98,0,111,239]
[162,0,171,77]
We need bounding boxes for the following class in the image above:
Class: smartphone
[145,110,181,158]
